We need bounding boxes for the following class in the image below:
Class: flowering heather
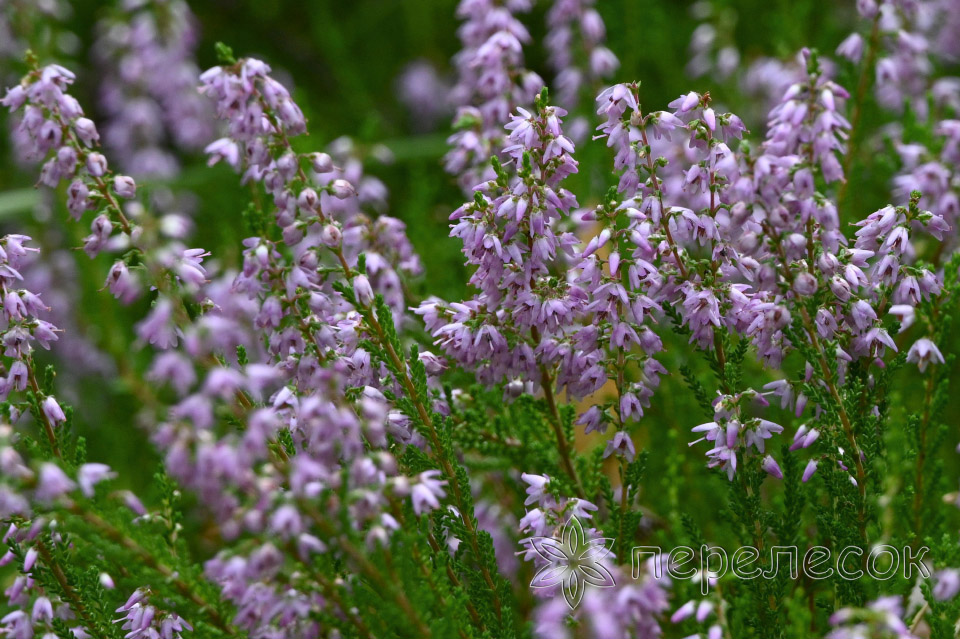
[2,2,960,638]
[93,0,213,178]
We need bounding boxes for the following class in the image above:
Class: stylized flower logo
[527,515,616,609]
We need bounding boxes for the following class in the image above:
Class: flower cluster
[419,94,587,394]
[445,0,543,188]
[841,0,960,119]
[544,0,618,109]
[115,589,193,639]
[0,235,58,402]
[4,3,960,639]
[690,390,784,480]
[519,473,669,638]
[93,0,213,178]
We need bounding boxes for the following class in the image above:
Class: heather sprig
[93,0,213,178]
[545,0,619,110]
[446,0,544,189]
[196,53,522,636]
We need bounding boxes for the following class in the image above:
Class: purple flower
[602,431,636,462]
[353,275,374,307]
[87,152,108,177]
[136,298,178,349]
[31,597,53,623]
[793,272,818,296]
[115,589,193,639]
[411,470,446,516]
[761,455,784,479]
[41,396,66,426]
[106,261,141,304]
[828,597,915,639]
[934,569,960,601]
[906,338,945,372]
[35,463,76,501]
[78,463,117,498]
[837,33,865,63]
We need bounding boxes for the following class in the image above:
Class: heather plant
[2,1,960,638]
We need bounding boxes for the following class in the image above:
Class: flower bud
[113,175,137,199]
[274,153,297,179]
[581,9,605,42]
[310,152,334,173]
[817,252,839,274]
[793,272,818,296]
[353,274,374,306]
[66,180,90,220]
[331,179,355,199]
[281,222,305,245]
[297,187,319,212]
[829,276,851,301]
[761,455,783,479]
[23,547,38,572]
[73,117,99,146]
[671,600,695,623]
[321,224,342,248]
[42,396,66,425]
[56,146,77,174]
[86,152,108,177]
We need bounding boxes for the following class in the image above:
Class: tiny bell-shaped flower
[67,180,90,219]
[602,431,636,462]
[105,261,141,304]
[906,338,944,372]
[35,463,76,501]
[113,175,137,199]
[42,396,66,426]
[78,463,117,497]
[86,152,108,177]
[836,33,864,63]
[761,455,783,479]
[73,117,99,146]
[297,187,319,212]
[417,351,447,376]
[330,178,355,199]
[934,569,960,601]
[31,597,53,623]
[793,271,818,296]
[411,470,446,516]
[310,152,334,173]
[353,274,374,307]
[321,224,342,248]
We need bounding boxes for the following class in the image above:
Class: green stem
[35,540,104,638]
